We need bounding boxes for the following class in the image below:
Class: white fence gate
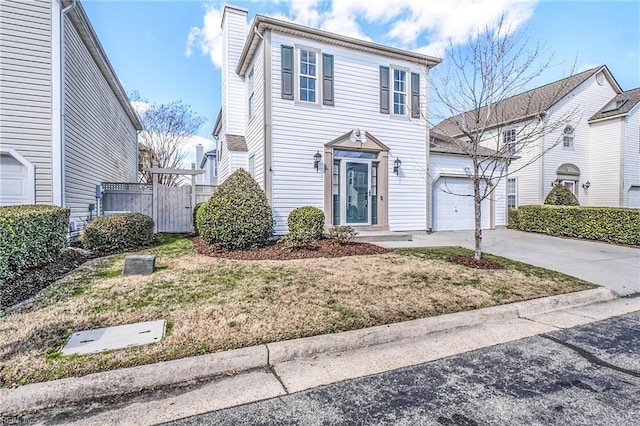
[101,182,216,233]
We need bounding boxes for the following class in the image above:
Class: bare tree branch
[428,15,578,260]
[132,92,206,187]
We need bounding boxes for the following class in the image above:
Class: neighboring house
[435,66,640,209]
[195,143,218,186]
[214,5,508,234]
[0,0,142,230]
[587,87,640,207]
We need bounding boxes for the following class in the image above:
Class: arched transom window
[563,125,574,150]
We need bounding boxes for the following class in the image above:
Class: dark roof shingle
[589,87,640,122]
[430,131,507,158]
[434,67,608,138]
[226,134,248,152]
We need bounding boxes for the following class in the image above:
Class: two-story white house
[0,0,142,230]
[214,5,508,234]
[435,65,640,209]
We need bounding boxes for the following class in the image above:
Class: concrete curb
[0,287,617,416]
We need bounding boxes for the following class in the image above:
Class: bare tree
[132,92,206,186]
[430,15,578,260]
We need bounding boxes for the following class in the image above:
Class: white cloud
[185,5,225,68]
[188,0,537,67]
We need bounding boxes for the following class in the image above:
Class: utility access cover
[62,320,165,355]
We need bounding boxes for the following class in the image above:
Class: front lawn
[0,235,595,387]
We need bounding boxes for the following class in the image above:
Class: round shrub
[192,202,205,235]
[287,206,325,240]
[197,168,273,250]
[82,213,154,253]
[544,184,579,206]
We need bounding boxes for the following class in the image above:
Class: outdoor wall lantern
[393,157,402,175]
[582,181,591,189]
[313,151,322,172]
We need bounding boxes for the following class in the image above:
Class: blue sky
[83,1,640,164]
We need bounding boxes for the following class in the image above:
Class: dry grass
[0,235,594,387]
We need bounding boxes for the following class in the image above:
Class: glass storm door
[344,161,370,225]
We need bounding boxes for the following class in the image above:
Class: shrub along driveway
[394,228,640,296]
[0,235,594,387]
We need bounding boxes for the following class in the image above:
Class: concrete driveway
[379,228,640,296]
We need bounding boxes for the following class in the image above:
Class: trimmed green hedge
[192,202,205,235]
[513,205,640,245]
[82,213,155,253]
[0,205,69,283]
[507,208,519,230]
[544,184,579,206]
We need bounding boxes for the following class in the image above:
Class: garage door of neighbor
[0,153,30,206]
[433,177,490,231]
[629,187,640,208]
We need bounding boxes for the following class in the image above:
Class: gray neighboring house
[0,0,142,230]
[195,144,217,186]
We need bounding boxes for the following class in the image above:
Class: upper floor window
[393,69,407,116]
[380,67,419,117]
[503,129,516,155]
[248,68,255,120]
[299,49,317,103]
[281,45,333,106]
[563,125,574,150]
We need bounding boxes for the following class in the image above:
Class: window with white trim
[393,69,407,116]
[503,129,516,155]
[563,125,574,150]
[249,155,255,178]
[248,68,255,120]
[299,49,317,103]
[507,178,517,208]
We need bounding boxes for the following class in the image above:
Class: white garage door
[629,187,640,208]
[0,153,32,206]
[433,177,490,231]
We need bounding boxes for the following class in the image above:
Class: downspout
[59,0,77,206]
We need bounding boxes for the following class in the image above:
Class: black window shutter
[411,72,420,118]
[322,54,334,106]
[380,66,389,114]
[281,46,294,100]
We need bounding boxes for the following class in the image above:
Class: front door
[344,161,370,225]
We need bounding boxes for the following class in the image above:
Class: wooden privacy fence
[101,182,216,233]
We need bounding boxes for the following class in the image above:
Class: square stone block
[123,255,156,275]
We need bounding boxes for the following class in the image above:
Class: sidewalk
[3,289,639,424]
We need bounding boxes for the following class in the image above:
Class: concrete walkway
[376,228,640,296]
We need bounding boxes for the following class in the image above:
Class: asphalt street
[166,312,640,426]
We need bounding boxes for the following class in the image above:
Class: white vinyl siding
[270,32,428,234]
[0,0,53,204]
[623,106,640,207]
[222,7,246,136]
[244,45,265,189]
[63,17,138,226]
[587,119,621,206]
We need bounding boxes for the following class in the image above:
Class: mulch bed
[446,255,504,270]
[190,236,390,260]
[0,247,92,310]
